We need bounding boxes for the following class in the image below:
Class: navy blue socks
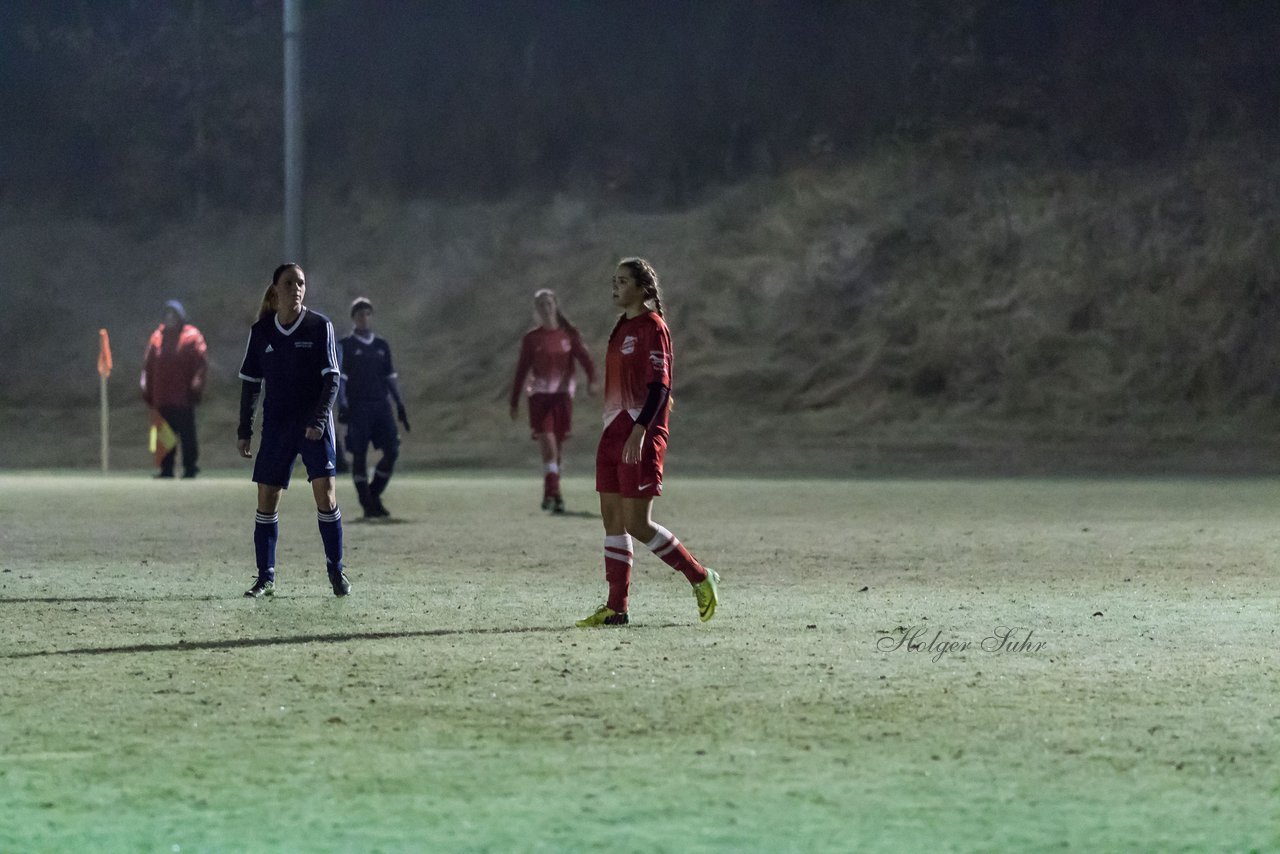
[254,511,278,579]
[317,507,344,569]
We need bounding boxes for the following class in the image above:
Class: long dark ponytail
[609,257,664,343]
[618,257,663,317]
[258,263,302,321]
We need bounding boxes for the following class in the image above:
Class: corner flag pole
[283,0,306,265]
[97,329,113,474]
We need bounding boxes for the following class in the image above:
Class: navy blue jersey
[338,332,397,404]
[238,309,340,418]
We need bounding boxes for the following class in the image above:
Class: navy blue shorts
[345,401,399,455]
[253,414,337,488]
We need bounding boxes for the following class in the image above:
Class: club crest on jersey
[620,335,637,355]
[560,340,571,352]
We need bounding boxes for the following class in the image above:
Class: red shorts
[595,412,666,498]
[528,393,572,441]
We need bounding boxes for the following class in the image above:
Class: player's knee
[257,489,282,514]
[624,526,655,544]
[622,516,654,541]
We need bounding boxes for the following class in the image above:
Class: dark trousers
[158,405,199,476]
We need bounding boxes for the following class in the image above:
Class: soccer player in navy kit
[337,297,410,518]
[577,258,719,627]
[237,263,350,597]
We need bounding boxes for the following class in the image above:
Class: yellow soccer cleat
[692,568,719,622]
[575,604,629,627]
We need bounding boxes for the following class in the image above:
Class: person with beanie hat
[141,299,208,478]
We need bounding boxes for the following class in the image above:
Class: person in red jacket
[141,300,208,478]
[509,289,596,513]
[576,258,719,627]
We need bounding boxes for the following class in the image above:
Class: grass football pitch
[1,473,1276,852]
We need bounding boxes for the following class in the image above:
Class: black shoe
[244,576,275,598]
[367,496,390,518]
[552,496,566,514]
[328,563,351,596]
[181,467,199,479]
[155,471,175,479]
[541,496,553,511]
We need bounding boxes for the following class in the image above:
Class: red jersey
[602,311,672,435]
[510,325,596,407]
[141,323,208,408]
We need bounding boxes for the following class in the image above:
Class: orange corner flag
[97,329,113,378]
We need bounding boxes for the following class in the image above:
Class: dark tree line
[2,0,1277,220]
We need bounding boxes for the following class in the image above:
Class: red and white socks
[604,534,633,614]
[644,524,708,584]
[601,526,708,616]
[543,462,561,500]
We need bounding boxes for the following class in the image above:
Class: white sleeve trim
[324,319,340,375]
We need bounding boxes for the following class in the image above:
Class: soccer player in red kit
[509,289,596,513]
[577,258,720,627]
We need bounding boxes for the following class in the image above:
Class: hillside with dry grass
[5,142,1280,474]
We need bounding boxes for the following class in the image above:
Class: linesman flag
[97,329,113,377]
[149,411,177,466]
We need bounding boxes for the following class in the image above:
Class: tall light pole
[283,0,305,264]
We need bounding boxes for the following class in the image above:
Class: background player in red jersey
[577,258,719,627]
[509,288,597,513]
[141,300,208,478]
